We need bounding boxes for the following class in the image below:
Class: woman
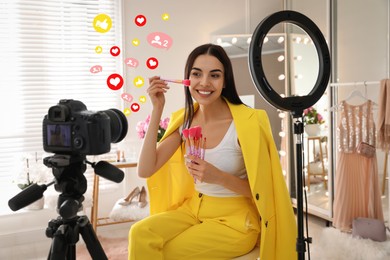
[128,44,297,259]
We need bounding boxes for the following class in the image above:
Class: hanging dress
[333,100,384,232]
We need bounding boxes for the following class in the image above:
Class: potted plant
[303,106,325,136]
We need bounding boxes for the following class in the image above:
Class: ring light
[248,10,331,114]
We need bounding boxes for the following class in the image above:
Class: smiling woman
[0,0,123,213]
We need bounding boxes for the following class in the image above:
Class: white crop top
[194,122,247,197]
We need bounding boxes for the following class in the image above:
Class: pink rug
[77,236,128,260]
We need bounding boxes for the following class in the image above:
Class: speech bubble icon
[147,32,173,50]
[125,58,139,68]
[90,65,102,74]
[121,93,134,103]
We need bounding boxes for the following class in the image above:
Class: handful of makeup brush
[182,126,206,159]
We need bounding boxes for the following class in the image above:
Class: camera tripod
[44,155,108,260]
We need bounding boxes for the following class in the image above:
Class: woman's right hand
[147,76,170,110]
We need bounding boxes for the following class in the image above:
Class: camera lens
[103,109,128,143]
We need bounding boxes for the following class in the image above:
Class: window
[0,0,124,213]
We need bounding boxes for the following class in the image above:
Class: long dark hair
[183,43,243,129]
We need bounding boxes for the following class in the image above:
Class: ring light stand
[248,11,331,260]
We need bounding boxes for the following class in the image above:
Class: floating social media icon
[132,38,140,47]
[133,76,145,88]
[134,15,147,27]
[107,73,124,90]
[110,46,121,56]
[131,103,140,112]
[123,108,131,116]
[93,14,112,33]
[139,96,147,103]
[161,13,170,21]
[147,32,173,50]
[146,57,159,70]
[125,58,139,68]
[121,93,134,103]
[95,46,103,54]
[90,65,102,74]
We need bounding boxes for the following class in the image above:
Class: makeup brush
[162,78,191,86]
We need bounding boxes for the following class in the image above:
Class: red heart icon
[107,73,124,90]
[110,46,120,56]
[131,103,140,112]
[146,57,159,70]
[135,15,147,27]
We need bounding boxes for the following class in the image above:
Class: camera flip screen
[47,124,71,147]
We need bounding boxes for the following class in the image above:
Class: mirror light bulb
[278,74,285,80]
[279,131,286,137]
[263,37,269,43]
[216,38,222,44]
[277,55,285,62]
[247,37,251,44]
[294,55,303,61]
[231,37,237,44]
[277,36,284,43]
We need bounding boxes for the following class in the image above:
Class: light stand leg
[294,122,306,260]
[293,118,311,260]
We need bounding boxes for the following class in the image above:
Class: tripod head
[8,154,125,214]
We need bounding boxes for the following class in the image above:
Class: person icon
[151,35,162,46]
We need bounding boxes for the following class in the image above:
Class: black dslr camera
[43,99,128,155]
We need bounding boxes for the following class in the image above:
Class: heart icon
[135,15,147,27]
[106,73,124,90]
[146,57,159,70]
[110,77,120,86]
[131,103,140,112]
[110,46,120,56]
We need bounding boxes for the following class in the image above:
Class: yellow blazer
[147,101,297,259]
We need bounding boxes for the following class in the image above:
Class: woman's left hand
[184,155,222,184]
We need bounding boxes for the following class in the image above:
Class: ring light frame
[248,11,331,260]
[249,10,331,115]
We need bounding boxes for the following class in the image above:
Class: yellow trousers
[128,191,260,260]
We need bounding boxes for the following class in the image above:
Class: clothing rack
[329,81,380,87]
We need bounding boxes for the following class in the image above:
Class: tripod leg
[78,215,108,260]
[47,225,69,260]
